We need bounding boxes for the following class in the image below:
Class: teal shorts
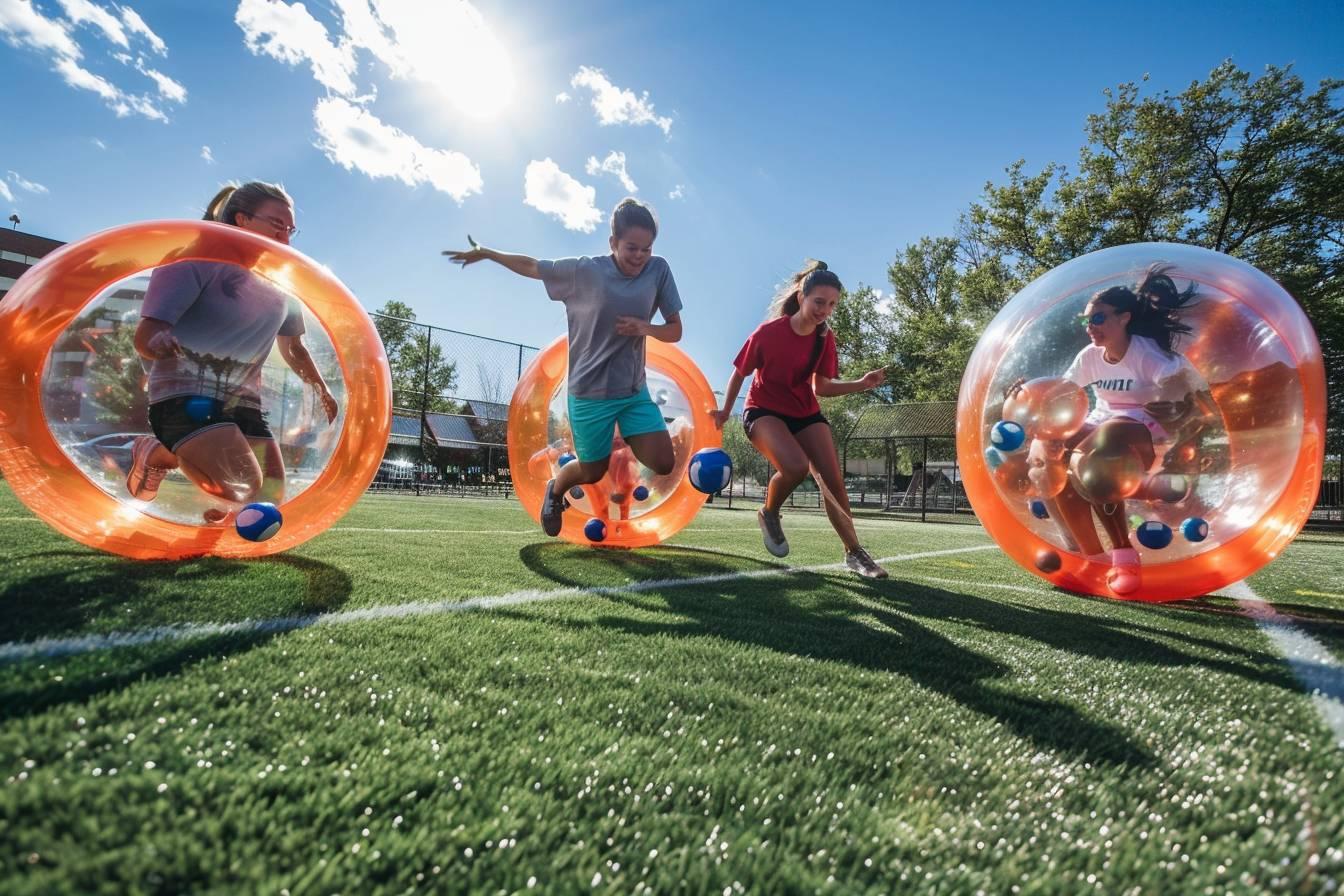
[567,386,668,462]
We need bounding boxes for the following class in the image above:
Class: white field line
[1223,579,1344,748]
[0,545,998,662]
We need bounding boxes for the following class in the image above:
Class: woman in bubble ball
[713,260,890,579]
[1022,264,1215,596]
[126,181,339,522]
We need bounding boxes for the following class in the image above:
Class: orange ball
[0,221,391,559]
[507,337,719,548]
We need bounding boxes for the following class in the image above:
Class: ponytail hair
[767,259,843,320]
[610,197,658,240]
[204,180,293,227]
[1091,263,1196,353]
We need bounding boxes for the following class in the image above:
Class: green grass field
[2,484,1342,894]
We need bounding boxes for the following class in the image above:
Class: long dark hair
[767,259,843,320]
[1093,263,1196,353]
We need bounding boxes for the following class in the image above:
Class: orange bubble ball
[0,221,391,559]
[958,243,1325,602]
[507,337,720,548]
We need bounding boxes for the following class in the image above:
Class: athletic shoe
[1107,547,1141,596]
[126,435,170,501]
[757,508,789,557]
[845,547,889,579]
[540,478,568,537]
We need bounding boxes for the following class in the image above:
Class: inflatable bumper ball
[957,242,1325,601]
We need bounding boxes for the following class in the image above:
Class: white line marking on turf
[1223,579,1344,748]
[0,545,998,662]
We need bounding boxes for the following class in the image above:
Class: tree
[856,62,1342,428]
[373,300,460,413]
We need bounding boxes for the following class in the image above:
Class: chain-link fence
[370,312,538,497]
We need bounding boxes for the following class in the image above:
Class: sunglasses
[1078,310,1111,327]
[245,211,299,238]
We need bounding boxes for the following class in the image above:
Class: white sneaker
[757,508,789,557]
[845,547,889,579]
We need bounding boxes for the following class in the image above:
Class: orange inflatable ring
[508,337,721,548]
[957,242,1325,602]
[0,220,391,560]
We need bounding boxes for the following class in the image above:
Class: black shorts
[742,407,829,437]
[149,396,274,452]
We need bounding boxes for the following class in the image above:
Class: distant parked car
[68,432,143,470]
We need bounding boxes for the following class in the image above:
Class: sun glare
[378,2,515,119]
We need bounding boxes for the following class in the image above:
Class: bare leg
[793,422,860,552]
[173,425,265,504]
[624,430,675,476]
[745,417,810,513]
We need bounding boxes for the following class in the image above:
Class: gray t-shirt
[537,254,683,399]
[142,260,305,409]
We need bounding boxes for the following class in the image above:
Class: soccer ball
[688,448,732,494]
[236,502,283,542]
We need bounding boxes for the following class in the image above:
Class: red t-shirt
[733,316,839,417]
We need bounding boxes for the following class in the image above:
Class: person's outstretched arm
[443,239,540,280]
[711,369,745,429]
[814,369,885,397]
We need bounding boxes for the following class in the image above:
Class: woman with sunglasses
[711,260,891,578]
[1027,264,1212,596]
[125,181,338,522]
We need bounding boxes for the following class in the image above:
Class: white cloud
[8,171,49,194]
[91,137,107,149]
[524,159,601,232]
[1,0,80,57]
[313,96,482,202]
[0,0,175,120]
[200,145,215,164]
[668,184,684,200]
[57,0,127,47]
[555,91,570,104]
[570,66,672,135]
[0,181,13,203]
[118,6,165,55]
[136,56,186,102]
[235,0,358,97]
[585,151,637,193]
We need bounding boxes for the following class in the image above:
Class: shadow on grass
[0,552,353,643]
[514,542,1167,768]
[0,553,353,721]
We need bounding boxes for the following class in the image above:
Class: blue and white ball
[990,420,1026,453]
[688,448,732,495]
[1028,498,1049,519]
[557,452,576,467]
[1181,517,1209,543]
[584,517,607,542]
[633,485,650,502]
[1135,520,1173,550]
[983,445,1006,470]
[236,502,283,542]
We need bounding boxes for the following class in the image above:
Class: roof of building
[466,399,510,422]
[846,401,958,440]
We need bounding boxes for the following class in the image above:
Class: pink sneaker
[126,435,170,501]
[1107,548,1141,596]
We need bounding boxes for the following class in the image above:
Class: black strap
[803,324,827,382]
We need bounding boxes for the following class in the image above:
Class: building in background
[0,227,63,300]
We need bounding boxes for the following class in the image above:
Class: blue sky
[2,0,1341,397]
